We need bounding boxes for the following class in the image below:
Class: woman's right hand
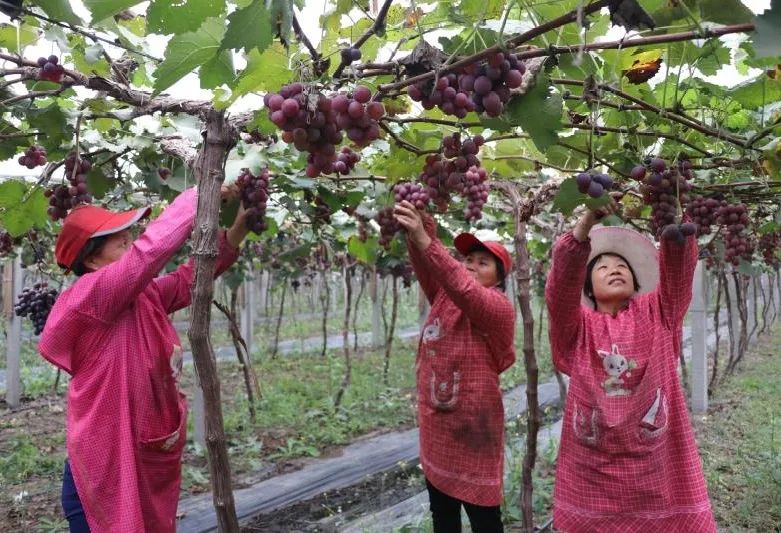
[394,201,432,251]
[573,193,622,242]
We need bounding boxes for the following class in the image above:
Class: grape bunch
[759,232,781,267]
[357,218,369,242]
[0,231,14,257]
[419,133,487,220]
[575,170,614,198]
[340,47,361,63]
[14,282,58,335]
[631,157,693,238]
[334,146,360,175]
[17,145,47,169]
[37,55,64,83]
[332,86,384,146]
[407,52,526,118]
[660,222,697,245]
[376,207,401,249]
[716,203,753,266]
[393,182,430,210]
[45,154,93,221]
[685,195,723,236]
[266,83,343,177]
[236,167,270,234]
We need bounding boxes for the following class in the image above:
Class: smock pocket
[138,397,186,483]
[429,370,461,411]
[638,388,668,445]
[571,398,600,448]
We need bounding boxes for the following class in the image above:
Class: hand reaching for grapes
[226,201,250,249]
[573,193,623,242]
[394,201,432,251]
[220,183,241,203]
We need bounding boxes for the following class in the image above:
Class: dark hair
[583,252,640,308]
[70,235,109,276]
[468,245,507,292]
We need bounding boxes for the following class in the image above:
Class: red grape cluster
[406,52,526,118]
[575,170,614,198]
[266,83,383,177]
[334,146,360,175]
[357,218,369,242]
[759,232,781,267]
[376,207,401,249]
[716,203,752,266]
[393,182,430,210]
[45,154,93,221]
[37,55,64,83]
[17,145,47,169]
[631,157,693,238]
[685,195,723,236]
[236,167,270,235]
[332,86,384,146]
[14,282,58,335]
[0,231,13,256]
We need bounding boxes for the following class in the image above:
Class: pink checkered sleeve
[74,187,197,323]
[655,233,698,330]
[405,213,441,303]
[545,232,591,375]
[152,230,240,314]
[417,237,515,336]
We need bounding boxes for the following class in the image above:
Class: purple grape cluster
[45,154,93,221]
[340,47,361,63]
[14,282,58,335]
[37,55,64,83]
[236,167,270,234]
[716,203,752,266]
[685,196,722,236]
[393,182,430,210]
[632,157,693,238]
[406,52,526,118]
[0,231,13,257]
[332,86,384,147]
[376,207,401,249]
[334,146,360,175]
[17,145,47,169]
[575,170,614,198]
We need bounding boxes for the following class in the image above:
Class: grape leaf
[0,23,39,50]
[229,43,290,102]
[34,0,84,25]
[348,235,379,265]
[0,185,48,237]
[220,0,272,53]
[82,0,140,22]
[147,0,226,35]
[200,50,235,89]
[153,17,225,94]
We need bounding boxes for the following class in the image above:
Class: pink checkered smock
[39,188,239,532]
[407,215,516,506]
[545,232,716,532]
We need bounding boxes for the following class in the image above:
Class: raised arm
[68,188,199,323]
[654,231,698,331]
[545,232,590,375]
[405,212,440,303]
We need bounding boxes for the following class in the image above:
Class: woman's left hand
[394,201,431,251]
[226,202,251,249]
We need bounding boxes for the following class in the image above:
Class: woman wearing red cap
[39,186,250,532]
[545,204,716,532]
[394,201,516,533]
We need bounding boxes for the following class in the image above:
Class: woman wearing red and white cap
[39,186,250,532]
[394,201,516,533]
[546,203,716,532]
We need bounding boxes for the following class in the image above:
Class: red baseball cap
[54,204,151,270]
[454,233,513,275]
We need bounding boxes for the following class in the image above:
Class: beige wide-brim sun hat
[582,225,659,308]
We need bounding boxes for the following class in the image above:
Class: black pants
[62,460,90,532]
[426,478,503,533]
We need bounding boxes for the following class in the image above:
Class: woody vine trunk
[498,182,539,532]
[187,109,239,532]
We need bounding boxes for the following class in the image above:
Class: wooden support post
[370,267,382,349]
[690,261,708,414]
[3,255,22,408]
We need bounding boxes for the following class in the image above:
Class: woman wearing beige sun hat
[545,201,716,533]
